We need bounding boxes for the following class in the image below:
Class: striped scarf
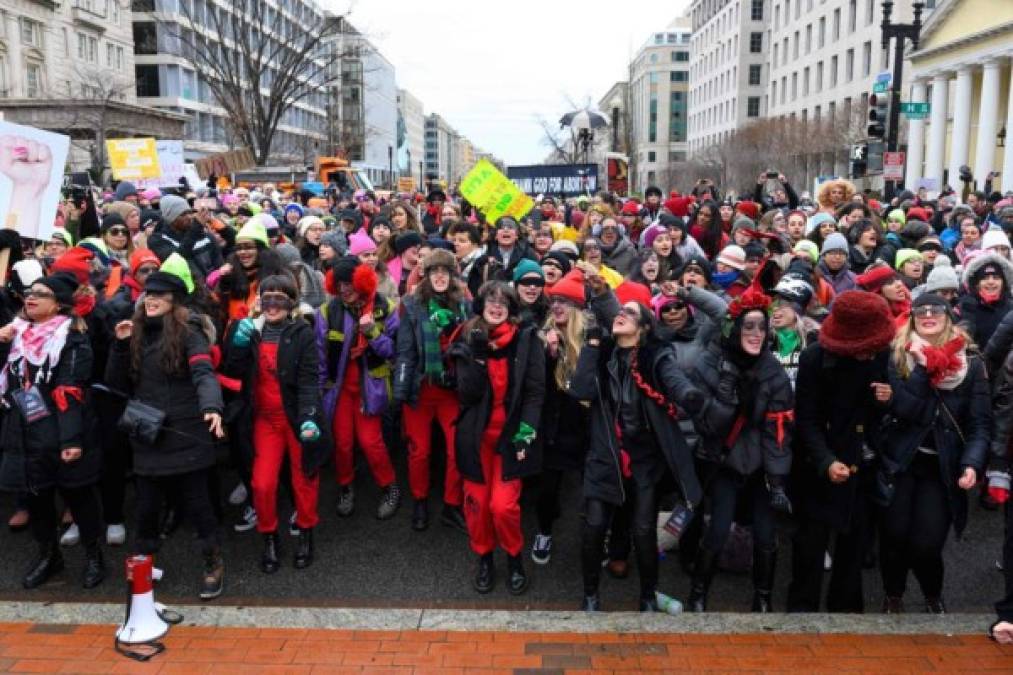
[421,298,463,379]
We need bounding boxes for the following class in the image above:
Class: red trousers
[462,407,522,556]
[403,382,462,505]
[252,411,319,533]
[333,363,395,488]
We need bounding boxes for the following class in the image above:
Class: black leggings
[28,484,102,548]
[134,469,219,556]
[535,469,564,535]
[879,452,951,598]
[701,468,776,554]
[97,394,131,525]
[582,480,658,600]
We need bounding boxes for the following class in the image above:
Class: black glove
[766,475,792,515]
[469,329,489,361]
[584,325,604,345]
[717,359,740,405]
[681,385,706,416]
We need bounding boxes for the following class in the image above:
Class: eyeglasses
[740,319,766,333]
[913,304,947,318]
[107,227,128,236]
[135,265,159,276]
[261,294,293,311]
[661,302,686,312]
[24,290,55,300]
[619,306,642,321]
[234,243,258,252]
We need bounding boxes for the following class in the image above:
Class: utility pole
[881,1,925,196]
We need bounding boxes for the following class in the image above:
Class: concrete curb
[0,601,994,634]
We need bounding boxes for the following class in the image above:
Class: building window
[791,72,798,98]
[833,8,841,41]
[805,24,812,53]
[77,33,98,64]
[20,18,43,48]
[818,16,826,47]
[670,71,687,82]
[670,91,686,140]
[866,0,875,25]
[648,151,656,162]
[25,62,43,98]
[135,64,160,97]
[749,32,763,53]
[0,51,7,97]
[816,61,823,91]
[848,0,857,32]
[751,0,763,21]
[671,50,688,62]
[649,95,657,142]
[803,66,810,95]
[862,41,871,77]
[845,48,854,82]
[793,31,799,59]
[749,64,762,86]
[830,55,838,87]
[649,72,659,84]
[747,96,761,117]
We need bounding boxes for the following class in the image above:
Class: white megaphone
[115,555,174,650]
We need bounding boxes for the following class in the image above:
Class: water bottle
[655,591,683,615]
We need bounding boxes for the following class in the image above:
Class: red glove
[987,470,1011,504]
[620,449,632,479]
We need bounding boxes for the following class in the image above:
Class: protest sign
[0,120,70,242]
[135,140,186,189]
[107,138,162,180]
[459,159,533,223]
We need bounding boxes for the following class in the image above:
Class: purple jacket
[818,260,858,296]
[315,295,399,418]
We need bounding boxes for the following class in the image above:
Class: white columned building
[904,0,1013,195]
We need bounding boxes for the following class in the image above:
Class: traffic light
[868,92,889,139]
[850,143,868,178]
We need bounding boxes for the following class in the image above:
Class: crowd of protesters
[2,173,1013,639]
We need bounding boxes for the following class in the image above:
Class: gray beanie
[273,242,301,267]
[820,232,849,256]
[320,229,347,255]
[159,195,192,226]
[114,181,137,201]
[925,264,959,293]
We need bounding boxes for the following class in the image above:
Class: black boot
[293,528,314,569]
[687,547,718,612]
[82,541,105,589]
[440,504,467,534]
[473,553,494,594]
[22,541,64,589]
[199,548,225,600]
[507,554,529,595]
[158,508,180,540]
[411,499,429,531]
[751,547,777,612]
[261,532,280,574]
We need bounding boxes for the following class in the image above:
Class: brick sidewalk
[0,621,1009,673]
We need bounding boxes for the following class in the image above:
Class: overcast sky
[326,0,690,167]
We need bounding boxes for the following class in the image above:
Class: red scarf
[488,322,517,351]
[74,293,96,318]
[426,203,442,226]
[979,289,1002,305]
[922,336,967,388]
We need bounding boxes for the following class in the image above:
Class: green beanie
[237,218,269,248]
[894,248,923,272]
[160,252,195,294]
[887,209,906,225]
[793,240,819,264]
[511,258,544,282]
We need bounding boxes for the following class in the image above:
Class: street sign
[851,143,867,161]
[873,81,889,93]
[900,102,930,115]
[876,71,892,84]
[883,152,905,180]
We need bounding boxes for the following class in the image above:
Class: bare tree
[66,66,137,183]
[172,0,356,165]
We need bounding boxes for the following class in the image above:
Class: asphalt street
[0,443,1005,614]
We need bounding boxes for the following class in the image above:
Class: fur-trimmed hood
[960,251,1013,292]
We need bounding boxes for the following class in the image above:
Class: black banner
[507,164,598,197]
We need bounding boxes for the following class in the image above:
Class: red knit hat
[664,196,692,217]
[819,290,896,356]
[906,206,930,222]
[857,265,899,294]
[735,200,761,221]
[129,248,161,276]
[615,280,652,309]
[621,200,641,216]
[50,246,94,285]
[546,270,587,308]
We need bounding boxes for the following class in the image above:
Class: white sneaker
[531,533,552,565]
[289,511,299,537]
[106,523,126,546]
[824,550,833,571]
[60,523,80,546]
[228,483,248,506]
[233,505,257,533]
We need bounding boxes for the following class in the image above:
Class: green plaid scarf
[422,298,462,379]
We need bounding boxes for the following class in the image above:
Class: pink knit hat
[348,228,377,256]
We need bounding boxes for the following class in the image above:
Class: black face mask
[516,277,545,289]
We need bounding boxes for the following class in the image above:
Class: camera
[766,171,779,179]
[959,165,973,183]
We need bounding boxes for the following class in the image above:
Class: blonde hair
[890,314,972,378]
[543,304,586,390]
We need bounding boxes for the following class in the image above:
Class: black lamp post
[880,1,924,198]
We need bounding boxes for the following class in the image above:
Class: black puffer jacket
[147,221,224,282]
[691,343,794,478]
[569,336,704,507]
[449,324,545,483]
[106,313,223,477]
[883,353,990,535]
[0,328,98,491]
[222,316,331,477]
[393,294,469,405]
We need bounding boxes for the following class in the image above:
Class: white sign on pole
[0,120,70,241]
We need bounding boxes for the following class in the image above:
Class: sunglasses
[234,243,258,252]
[619,306,642,321]
[25,289,55,300]
[261,295,293,311]
[913,304,947,318]
[107,227,129,236]
[516,277,545,289]
[661,302,686,312]
[135,265,159,276]
[740,319,766,333]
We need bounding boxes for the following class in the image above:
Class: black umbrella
[559,108,609,131]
